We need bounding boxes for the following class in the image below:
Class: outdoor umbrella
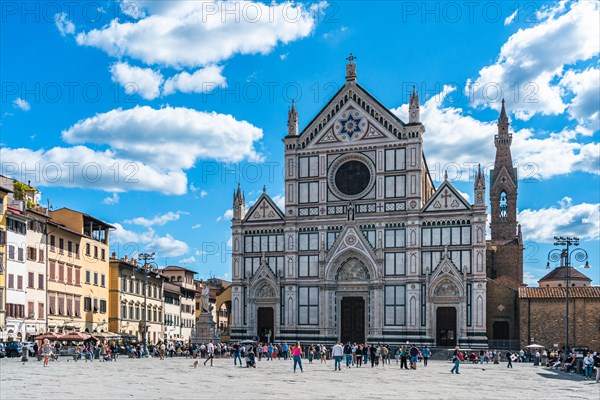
[34,333,60,341]
[525,344,545,348]
[59,331,94,341]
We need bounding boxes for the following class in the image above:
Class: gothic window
[384,228,405,248]
[327,230,340,249]
[449,250,472,273]
[244,257,260,278]
[244,235,284,253]
[384,175,406,198]
[267,256,283,275]
[298,255,319,277]
[298,233,319,251]
[422,227,470,247]
[362,229,376,248]
[384,285,405,326]
[385,148,406,171]
[421,251,443,274]
[384,252,406,276]
[298,287,319,325]
[299,156,319,178]
[499,191,508,219]
[299,182,319,203]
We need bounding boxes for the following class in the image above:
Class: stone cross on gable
[259,202,269,218]
[441,189,451,207]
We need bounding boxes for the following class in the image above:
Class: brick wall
[487,278,519,342]
[520,297,600,351]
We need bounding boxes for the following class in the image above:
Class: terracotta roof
[539,266,592,282]
[162,265,197,274]
[519,286,600,299]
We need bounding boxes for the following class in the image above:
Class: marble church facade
[230,58,490,347]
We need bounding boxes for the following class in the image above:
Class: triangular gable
[429,251,463,281]
[300,82,406,149]
[490,165,517,190]
[324,223,378,268]
[422,181,471,213]
[249,256,278,287]
[244,193,285,222]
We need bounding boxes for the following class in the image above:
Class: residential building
[163,282,181,341]
[0,183,12,339]
[24,203,50,340]
[161,266,196,342]
[4,180,31,341]
[50,208,112,333]
[109,254,164,344]
[47,221,84,332]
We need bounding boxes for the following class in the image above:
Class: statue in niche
[336,257,368,281]
[347,203,355,221]
[435,280,458,297]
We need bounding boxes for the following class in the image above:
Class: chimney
[124,255,128,262]
[112,252,116,259]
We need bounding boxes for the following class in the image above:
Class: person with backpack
[409,345,419,370]
[343,342,352,368]
[506,350,513,368]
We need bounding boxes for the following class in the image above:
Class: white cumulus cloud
[110,223,190,257]
[55,12,75,36]
[76,1,320,69]
[1,146,188,194]
[466,1,599,121]
[103,193,120,205]
[518,197,600,243]
[124,211,187,227]
[163,65,226,95]
[392,85,600,181]
[61,105,264,169]
[13,98,31,111]
[109,62,163,100]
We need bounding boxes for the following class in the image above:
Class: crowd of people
[17,338,600,382]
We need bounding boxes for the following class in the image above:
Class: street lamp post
[138,252,156,355]
[546,236,590,358]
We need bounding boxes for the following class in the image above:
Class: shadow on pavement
[535,368,588,382]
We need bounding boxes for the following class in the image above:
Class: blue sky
[1,0,598,284]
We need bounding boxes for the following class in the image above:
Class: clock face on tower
[328,153,375,200]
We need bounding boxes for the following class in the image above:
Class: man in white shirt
[204,341,215,367]
[332,342,344,371]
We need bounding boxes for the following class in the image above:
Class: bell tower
[232,183,246,221]
[490,100,518,241]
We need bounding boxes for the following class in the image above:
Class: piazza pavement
[1,356,598,399]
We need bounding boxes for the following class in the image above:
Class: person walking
[42,339,52,367]
[400,346,409,369]
[450,353,460,374]
[583,352,594,380]
[332,342,343,371]
[409,345,419,370]
[506,350,513,368]
[292,342,303,373]
[343,342,352,369]
[233,341,243,367]
[267,343,274,361]
[319,344,327,364]
[422,345,431,367]
[355,345,363,367]
[369,344,377,368]
[282,343,289,361]
[204,341,215,366]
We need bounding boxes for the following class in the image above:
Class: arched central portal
[436,307,457,347]
[340,297,365,343]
